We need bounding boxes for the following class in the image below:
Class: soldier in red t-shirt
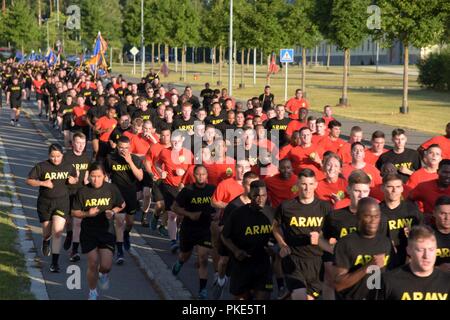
[365,130,388,166]
[285,89,310,120]
[418,122,450,160]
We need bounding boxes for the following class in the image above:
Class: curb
[0,133,49,300]
[20,102,193,300]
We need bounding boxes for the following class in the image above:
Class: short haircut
[307,116,316,122]
[299,126,311,135]
[408,225,436,244]
[88,162,106,174]
[382,173,403,185]
[435,195,450,208]
[371,130,385,140]
[250,180,266,190]
[298,168,316,179]
[439,159,450,170]
[279,158,292,166]
[193,164,207,174]
[351,126,362,134]
[426,143,441,152]
[328,120,341,130]
[316,118,326,125]
[351,141,365,151]
[348,170,371,186]
[265,85,271,89]
[243,171,259,183]
[48,143,64,154]
[182,102,193,109]
[392,128,406,138]
[72,132,86,142]
[356,197,379,217]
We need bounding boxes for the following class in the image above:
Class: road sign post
[130,46,139,75]
[280,49,294,103]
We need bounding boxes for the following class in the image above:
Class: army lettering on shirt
[380,200,423,248]
[173,117,195,132]
[334,232,394,300]
[28,160,77,199]
[376,149,422,183]
[104,152,143,194]
[72,183,124,232]
[274,198,331,258]
[376,265,450,300]
[433,226,450,266]
[7,84,24,107]
[132,108,155,122]
[222,204,274,262]
[175,184,216,230]
[64,151,91,195]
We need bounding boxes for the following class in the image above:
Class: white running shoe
[98,273,110,290]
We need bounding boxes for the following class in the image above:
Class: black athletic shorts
[151,180,164,203]
[284,255,322,298]
[229,257,273,296]
[36,93,44,101]
[179,226,212,253]
[10,103,21,109]
[119,190,138,215]
[160,183,179,211]
[80,228,115,254]
[36,195,70,223]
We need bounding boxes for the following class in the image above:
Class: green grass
[0,158,34,299]
[114,63,450,134]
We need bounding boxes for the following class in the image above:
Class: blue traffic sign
[280,49,294,63]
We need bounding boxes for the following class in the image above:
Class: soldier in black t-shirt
[26,144,78,273]
[334,197,394,300]
[6,77,25,126]
[433,196,450,273]
[376,129,421,183]
[63,133,91,262]
[265,105,291,147]
[104,136,144,264]
[222,180,275,300]
[380,174,424,265]
[200,82,214,110]
[171,165,216,300]
[259,85,275,112]
[273,169,332,300]
[375,225,450,300]
[71,162,125,300]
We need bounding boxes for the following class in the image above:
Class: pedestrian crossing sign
[280,49,294,63]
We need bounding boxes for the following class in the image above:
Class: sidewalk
[0,104,161,300]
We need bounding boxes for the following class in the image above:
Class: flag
[93,32,108,56]
[86,32,109,75]
[45,48,57,66]
[266,52,279,80]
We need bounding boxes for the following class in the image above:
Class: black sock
[117,242,123,255]
[125,225,132,233]
[199,279,207,291]
[277,278,285,290]
[52,254,59,265]
[67,230,73,237]
[72,242,79,253]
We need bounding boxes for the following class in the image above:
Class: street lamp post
[141,0,145,78]
[228,0,233,96]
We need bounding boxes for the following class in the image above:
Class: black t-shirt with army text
[64,151,91,194]
[72,183,124,232]
[376,265,450,300]
[376,149,422,183]
[274,197,331,258]
[433,226,450,266]
[28,160,77,199]
[175,184,216,230]
[105,152,143,194]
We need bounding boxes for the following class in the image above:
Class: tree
[122,0,141,47]
[78,0,123,52]
[378,0,448,113]
[284,0,322,93]
[313,0,334,69]
[329,0,371,106]
[3,0,41,51]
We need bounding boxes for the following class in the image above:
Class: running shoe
[171,260,183,276]
[211,277,227,300]
[170,240,179,254]
[98,273,110,290]
[198,288,208,300]
[69,252,80,262]
[158,225,169,237]
[115,252,124,265]
[49,263,60,273]
[88,290,98,300]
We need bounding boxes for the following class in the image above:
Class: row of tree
[0,0,449,109]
